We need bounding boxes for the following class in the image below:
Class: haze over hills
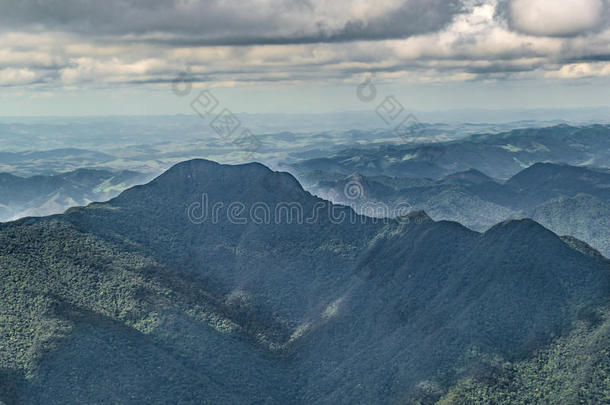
[2,122,609,179]
[0,169,151,222]
[0,149,117,176]
[0,116,534,176]
[289,125,610,180]
[3,0,610,402]
[4,125,608,256]
[0,159,608,404]
[296,162,610,257]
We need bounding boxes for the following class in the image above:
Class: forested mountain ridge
[0,159,608,404]
[298,162,610,257]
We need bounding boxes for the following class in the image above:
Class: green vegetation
[438,307,610,404]
[0,159,608,404]
[0,219,296,403]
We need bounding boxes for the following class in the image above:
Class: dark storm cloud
[0,0,464,45]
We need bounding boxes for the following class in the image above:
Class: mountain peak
[112,159,313,210]
[443,168,494,184]
[484,218,555,238]
[165,158,268,174]
[397,210,433,225]
[154,159,293,185]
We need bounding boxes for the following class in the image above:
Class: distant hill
[297,162,610,257]
[0,159,608,404]
[0,169,151,222]
[0,148,117,176]
[506,162,610,207]
[527,194,610,258]
[289,124,610,180]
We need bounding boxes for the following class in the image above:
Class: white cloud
[60,57,171,84]
[0,68,38,85]
[509,0,605,37]
[546,61,610,78]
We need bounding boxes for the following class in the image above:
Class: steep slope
[0,219,295,404]
[527,194,610,257]
[294,218,609,404]
[64,160,380,325]
[439,304,610,404]
[0,159,608,404]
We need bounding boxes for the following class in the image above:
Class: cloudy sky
[0,0,609,115]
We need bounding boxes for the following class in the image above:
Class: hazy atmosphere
[0,1,609,405]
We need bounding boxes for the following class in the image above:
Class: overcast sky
[0,0,609,115]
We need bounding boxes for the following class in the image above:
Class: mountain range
[289,124,610,180]
[297,162,610,257]
[1,159,608,404]
[2,123,610,179]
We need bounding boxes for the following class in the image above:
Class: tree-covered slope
[438,305,610,404]
[0,219,296,404]
[0,159,608,404]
